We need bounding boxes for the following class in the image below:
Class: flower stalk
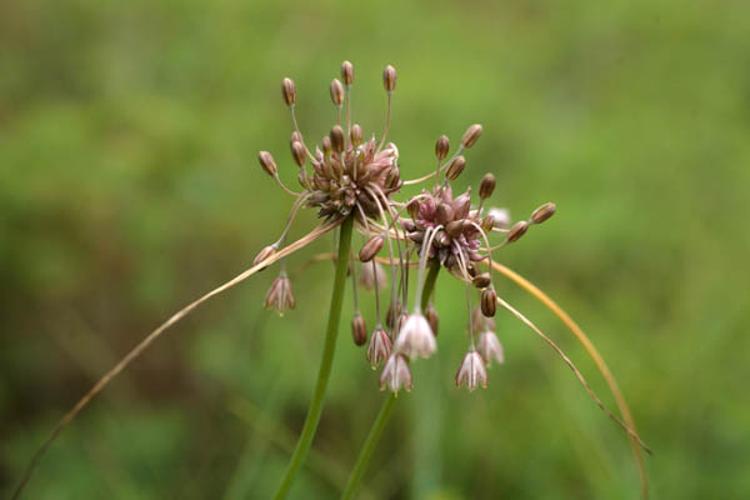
[274,215,354,499]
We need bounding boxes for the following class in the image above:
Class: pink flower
[367,326,392,368]
[380,354,413,393]
[455,351,488,391]
[478,331,504,366]
[394,313,436,359]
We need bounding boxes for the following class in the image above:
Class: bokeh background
[2,0,749,498]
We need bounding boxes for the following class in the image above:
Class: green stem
[274,215,354,499]
[340,260,440,499]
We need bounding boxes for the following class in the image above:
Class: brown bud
[383,64,397,92]
[480,287,497,317]
[321,135,332,154]
[425,304,439,337]
[352,313,368,346]
[290,130,303,145]
[350,123,363,146]
[507,220,529,243]
[461,124,483,148]
[481,214,495,232]
[290,141,306,167]
[472,272,492,289]
[341,60,354,85]
[435,135,450,161]
[436,203,455,225]
[253,244,277,267]
[281,78,296,107]
[406,198,420,219]
[531,202,557,224]
[479,173,496,199]
[330,125,345,153]
[452,192,471,219]
[445,220,464,238]
[359,235,384,262]
[445,155,466,181]
[330,78,344,106]
[258,151,277,177]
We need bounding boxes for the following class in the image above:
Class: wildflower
[478,331,505,366]
[455,351,488,391]
[367,326,391,368]
[531,202,557,224]
[359,262,387,291]
[380,354,413,393]
[352,313,368,346]
[394,313,436,359]
[264,272,295,315]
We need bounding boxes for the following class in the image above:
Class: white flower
[379,354,413,393]
[367,326,392,368]
[394,313,436,359]
[487,207,511,229]
[455,351,488,391]
[477,331,504,366]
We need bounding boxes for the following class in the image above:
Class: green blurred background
[2,0,749,498]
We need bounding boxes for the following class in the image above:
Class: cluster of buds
[254,61,556,393]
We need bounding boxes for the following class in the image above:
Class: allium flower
[367,326,392,368]
[359,261,387,291]
[477,331,505,366]
[379,354,413,393]
[394,313,436,359]
[455,351,488,391]
[264,272,295,315]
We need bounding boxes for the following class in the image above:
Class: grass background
[2,0,749,498]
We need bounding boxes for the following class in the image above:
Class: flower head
[394,313,436,359]
[478,331,505,366]
[455,351,488,391]
[264,272,295,316]
[379,354,413,394]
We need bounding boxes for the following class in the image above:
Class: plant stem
[274,215,354,499]
[340,260,440,499]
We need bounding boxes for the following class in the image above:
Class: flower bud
[258,151,277,177]
[253,244,277,267]
[330,125,345,153]
[445,155,466,181]
[321,135,332,155]
[383,64,397,92]
[461,124,483,148]
[445,220,464,238]
[290,130,303,145]
[281,77,296,107]
[436,203,455,225]
[472,272,492,289]
[330,78,344,106]
[531,202,556,224]
[359,235,384,262]
[507,220,529,243]
[425,303,439,337]
[350,123,363,146]
[479,173,496,199]
[290,141,306,167]
[435,135,450,161]
[480,287,497,317]
[352,313,368,346]
[341,60,354,85]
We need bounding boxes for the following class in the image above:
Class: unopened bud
[290,130,303,145]
[352,313,368,346]
[507,220,529,243]
[480,287,497,317]
[531,202,556,224]
[350,123,363,146]
[425,304,439,337]
[445,155,466,181]
[385,167,401,189]
[359,235,384,262]
[446,220,464,238]
[461,124,483,148]
[253,244,277,267]
[436,203,455,225]
[383,64,397,92]
[258,151,277,177]
[281,78,296,107]
[290,141,306,167]
[472,273,492,289]
[341,60,354,85]
[330,125,345,153]
[330,78,344,106]
[479,173,496,199]
[435,135,450,161]
[321,135,332,155]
